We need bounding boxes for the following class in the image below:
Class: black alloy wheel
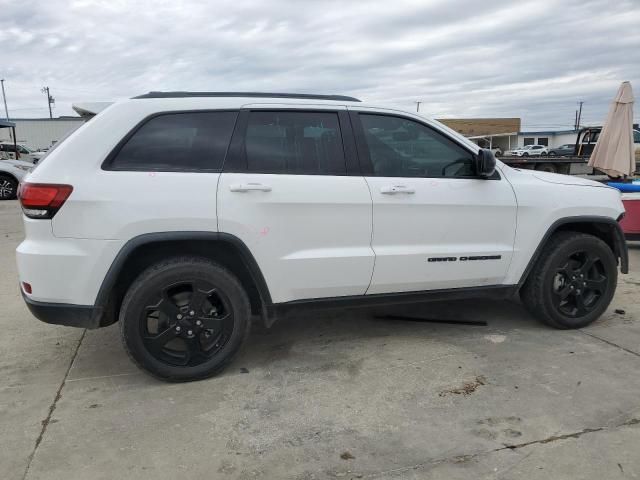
[551,250,608,318]
[141,280,234,367]
[120,257,251,381]
[520,232,617,329]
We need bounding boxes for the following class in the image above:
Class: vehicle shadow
[230,298,542,374]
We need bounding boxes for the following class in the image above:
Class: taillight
[19,183,73,219]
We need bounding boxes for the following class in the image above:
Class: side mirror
[475,148,496,178]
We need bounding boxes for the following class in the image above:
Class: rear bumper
[22,291,103,329]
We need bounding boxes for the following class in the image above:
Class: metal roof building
[0,117,85,150]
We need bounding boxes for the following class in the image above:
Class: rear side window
[244,111,346,175]
[108,111,237,171]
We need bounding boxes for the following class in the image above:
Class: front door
[351,110,518,295]
[218,107,374,303]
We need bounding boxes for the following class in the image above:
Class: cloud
[1,0,638,129]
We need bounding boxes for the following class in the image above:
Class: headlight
[15,165,33,172]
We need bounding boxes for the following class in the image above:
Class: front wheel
[0,174,18,200]
[520,232,617,329]
[120,257,251,381]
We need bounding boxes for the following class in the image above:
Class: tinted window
[359,114,474,178]
[244,111,346,175]
[109,111,237,171]
[634,130,640,143]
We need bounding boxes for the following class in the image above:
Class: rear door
[217,106,374,304]
[350,109,517,294]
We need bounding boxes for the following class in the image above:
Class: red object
[620,194,640,237]
[19,183,73,218]
[22,282,32,294]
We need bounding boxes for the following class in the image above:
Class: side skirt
[268,285,519,320]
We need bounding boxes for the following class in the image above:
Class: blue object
[608,182,640,192]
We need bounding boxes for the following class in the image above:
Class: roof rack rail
[132,91,361,102]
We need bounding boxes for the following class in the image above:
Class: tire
[120,257,251,382]
[549,152,557,157]
[520,232,617,329]
[535,163,558,173]
[522,152,529,157]
[0,174,18,200]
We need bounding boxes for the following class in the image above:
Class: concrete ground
[1,199,639,480]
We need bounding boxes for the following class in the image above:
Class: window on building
[523,137,535,146]
[359,114,475,178]
[108,111,237,171]
[537,137,549,146]
[245,111,346,175]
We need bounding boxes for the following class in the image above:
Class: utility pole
[41,86,54,119]
[576,101,583,130]
[415,101,422,112]
[0,79,9,120]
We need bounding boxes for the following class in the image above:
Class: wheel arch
[518,216,629,288]
[95,232,272,327]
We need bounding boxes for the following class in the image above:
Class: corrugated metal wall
[0,118,85,150]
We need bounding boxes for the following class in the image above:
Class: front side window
[109,111,237,171]
[244,111,346,175]
[359,114,474,178]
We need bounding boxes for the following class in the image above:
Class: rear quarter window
[106,111,238,171]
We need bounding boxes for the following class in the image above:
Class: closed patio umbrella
[588,81,635,178]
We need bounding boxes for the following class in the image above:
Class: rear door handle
[229,183,272,192]
[380,185,415,194]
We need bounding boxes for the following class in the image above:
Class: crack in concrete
[580,330,640,358]
[21,330,86,480]
[359,417,640,478]
[498,417,640,450]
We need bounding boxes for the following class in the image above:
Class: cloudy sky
[1,0,639,129]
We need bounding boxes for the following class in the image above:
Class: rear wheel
[120,257,251,381]
[521,232,617,329]
[0,174,18,200]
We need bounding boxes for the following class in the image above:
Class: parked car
[17,91,628,381]
[0,158,33,199]
[548,144,576,156]
[505,146,524,156]
[0,142,45,164]
[517,145,549,157]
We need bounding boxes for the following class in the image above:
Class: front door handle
[229,183,272,193]
[380,185,415,194]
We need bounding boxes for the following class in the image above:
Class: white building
[0,117,85,150]
[517,130,578,149]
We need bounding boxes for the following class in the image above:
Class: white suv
[513,144,549,157]
[16,92,628,381]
